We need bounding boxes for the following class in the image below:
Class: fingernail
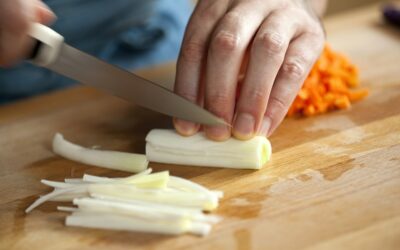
[205,125,230,141]
[259,117,272,137]
[174,119,198,136]
[233,113,255,139]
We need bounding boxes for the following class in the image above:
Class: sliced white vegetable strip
[189,222,212,236]
[82,174,111,183]
[145,129,272,169]
[82,170,167,189]
[169,176,224,198]
[90,194,202,214]
[41,179,81,189]
[88,184,218,211]
[66,212,192,235]
[123,171,169,188]
[25,186,86,213]
[53,133,148,173]
[75,198,187,222]
[122,168,152,181]
[64,178,87,184]
[49,191,89,202]
[58,206,78,212]
[74,197,220,223]
[82,168,152,183]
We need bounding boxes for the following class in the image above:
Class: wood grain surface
[1,3,400,250]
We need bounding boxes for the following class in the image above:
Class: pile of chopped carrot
[287,44,368,117]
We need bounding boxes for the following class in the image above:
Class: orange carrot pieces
[287,44,368,117]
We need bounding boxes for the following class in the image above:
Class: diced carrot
[304,105,316,116]
[287,43,368,117]
[334,96,351,109]
[348,89,369,102]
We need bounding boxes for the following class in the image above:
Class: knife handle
[28,23,64,67]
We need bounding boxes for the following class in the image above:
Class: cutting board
[1,3,400,250]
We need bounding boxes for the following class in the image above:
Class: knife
[28,23,226,126]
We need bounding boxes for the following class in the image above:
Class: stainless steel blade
[47,44,226,126]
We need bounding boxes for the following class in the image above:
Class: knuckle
[281,58,306,79]
[211,31,240,54]
[180,40,205,63]
[255,32,286,55]
[207,91,232,109]
[269,95,288,112]
[305,25,325,40]
[175,88,198,102]
[244,87,267,107]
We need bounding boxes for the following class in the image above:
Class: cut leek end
[259,137,272,168]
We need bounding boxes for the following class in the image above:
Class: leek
[145,129,272,169]
[53,133,148,173]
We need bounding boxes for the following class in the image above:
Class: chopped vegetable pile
[288,44,369,117]
[26,169,223,236]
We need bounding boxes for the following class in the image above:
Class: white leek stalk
[145,129,272,169]
[66,212,211,236]
[53,133,148,173]
[88,184,218,211]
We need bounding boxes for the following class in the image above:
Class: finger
[204,5,267,141]
[260,33,324,137]
[0,0,34,66]
[173,0,229,136]
[233,11,300,140]
[35,1,56,24]
[0,0,55,66]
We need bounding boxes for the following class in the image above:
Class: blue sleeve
[0,0,193,104]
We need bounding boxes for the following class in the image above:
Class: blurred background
[326,0,385,15]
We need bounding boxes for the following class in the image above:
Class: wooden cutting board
[1,3,399,250]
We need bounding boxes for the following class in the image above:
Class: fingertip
[173,118,200,136]
[232,113,256,140]
[36,1,56,24]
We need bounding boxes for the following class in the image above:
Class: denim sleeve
[0,0,192,104]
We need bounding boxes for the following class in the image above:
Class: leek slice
[169,176,223,198]
[145,129,272,169]
[58,206,78,212]
[82,168,153,183]
[76,196,221,224]
[88,194,221,226]
[66,212,211,236]
[82,170,168,189]
[25,186,86,213]
[88,184,218,211]
[53,133,148,173]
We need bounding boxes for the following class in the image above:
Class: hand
[0,0,55,66]
[174,0,325,140]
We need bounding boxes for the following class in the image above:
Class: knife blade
[28,23,226,126]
